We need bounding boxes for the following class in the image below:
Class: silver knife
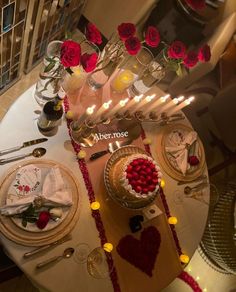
[90,140,132,161]
[23,235,71,258]
[0,138,48,156]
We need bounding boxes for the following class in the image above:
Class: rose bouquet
[88,23,161,90]
[161,40,211,75]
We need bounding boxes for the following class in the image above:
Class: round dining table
[0,84,209,292]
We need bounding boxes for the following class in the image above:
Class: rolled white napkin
[0,166,72,216]
[165,130,198,175]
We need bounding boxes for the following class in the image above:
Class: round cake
[109,153,162,203]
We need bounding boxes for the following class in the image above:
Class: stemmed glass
[74,243,113,279]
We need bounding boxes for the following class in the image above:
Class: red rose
[168,41,186,59]
[198,44,211,62]
[183,51,198,68]
[118,23,136,41]
[36,211,51,229]
[85,23,102,45]
[185,0,206,10]
[145,26,160,48]
[81,53,98,72]
[60,40,81,68]
[125,37,141,56]
[188,155,200,166]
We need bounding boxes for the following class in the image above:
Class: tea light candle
[168,96,195,115]
[93,100,112,122]
[90,201,100,210]
[180,254,190,264]
[160,179,165,188]
[111,69,135,93]
[103,243,113,252]
[168,216,178,225]
[74,105,96,129]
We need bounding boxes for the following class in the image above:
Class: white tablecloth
[0,85,209,292]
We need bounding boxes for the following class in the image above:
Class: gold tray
[0,159,81,246]
[104,145,158,210]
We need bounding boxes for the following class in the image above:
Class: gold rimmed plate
[0,159,81,246]
[156,124,206,182]
[104,145,159,210]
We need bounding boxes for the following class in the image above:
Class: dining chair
[168,12,236,94]
[200,181,236,274]
[183,82,236,177]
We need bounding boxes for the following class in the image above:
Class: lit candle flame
[103,100,112,109]
[145,94,156,102]
[87,105,96,114]
[119,98,129,107]
[160,94,170,103]
[177,95,185,103]
[134,94,143,102]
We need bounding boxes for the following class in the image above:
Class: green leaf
[65,30,72,40]
[66,67,74,75]
[45,57,55,63]
[22,204,35,216]
[44,62,56,73]
[22,218,27,227]
[25,217,38,223]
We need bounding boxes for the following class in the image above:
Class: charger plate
[156,124,206,182]
[104,145,159,210]
[0,159,81,246]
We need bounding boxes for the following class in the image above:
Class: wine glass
[74,244,113,279]
[87,247,113,279]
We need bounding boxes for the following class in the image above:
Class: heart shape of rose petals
[116,226,161,276]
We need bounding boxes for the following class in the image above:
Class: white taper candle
[168,96,195,115]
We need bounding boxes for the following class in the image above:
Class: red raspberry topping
[125,157,160,194]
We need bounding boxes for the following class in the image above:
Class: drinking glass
[74,244,113,279]
[61,41,100,104]
[128,50,166,96]
[87,247,113,279]
[34,40,63,106]
[111,46,154,94]
[87,33,124,90]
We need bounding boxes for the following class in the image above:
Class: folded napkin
[0,166,72,216]
[165,130,198,175]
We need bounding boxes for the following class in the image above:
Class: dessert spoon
[36,247,74,269]
[0,148,46,165]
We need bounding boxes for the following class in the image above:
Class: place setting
[0,158,80,246]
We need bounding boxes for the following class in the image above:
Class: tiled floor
[0,67,235,291]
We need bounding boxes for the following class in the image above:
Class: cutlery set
[0,138,47,165]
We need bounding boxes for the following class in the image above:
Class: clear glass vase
[34,40,63,106]
[87,33,125,90]
[111,46,154,94]
[128,50,167,96]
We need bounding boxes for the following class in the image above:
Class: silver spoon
[0,148,46,165]
[36,247,74,269]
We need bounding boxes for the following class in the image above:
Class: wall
[83,0,156,38]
